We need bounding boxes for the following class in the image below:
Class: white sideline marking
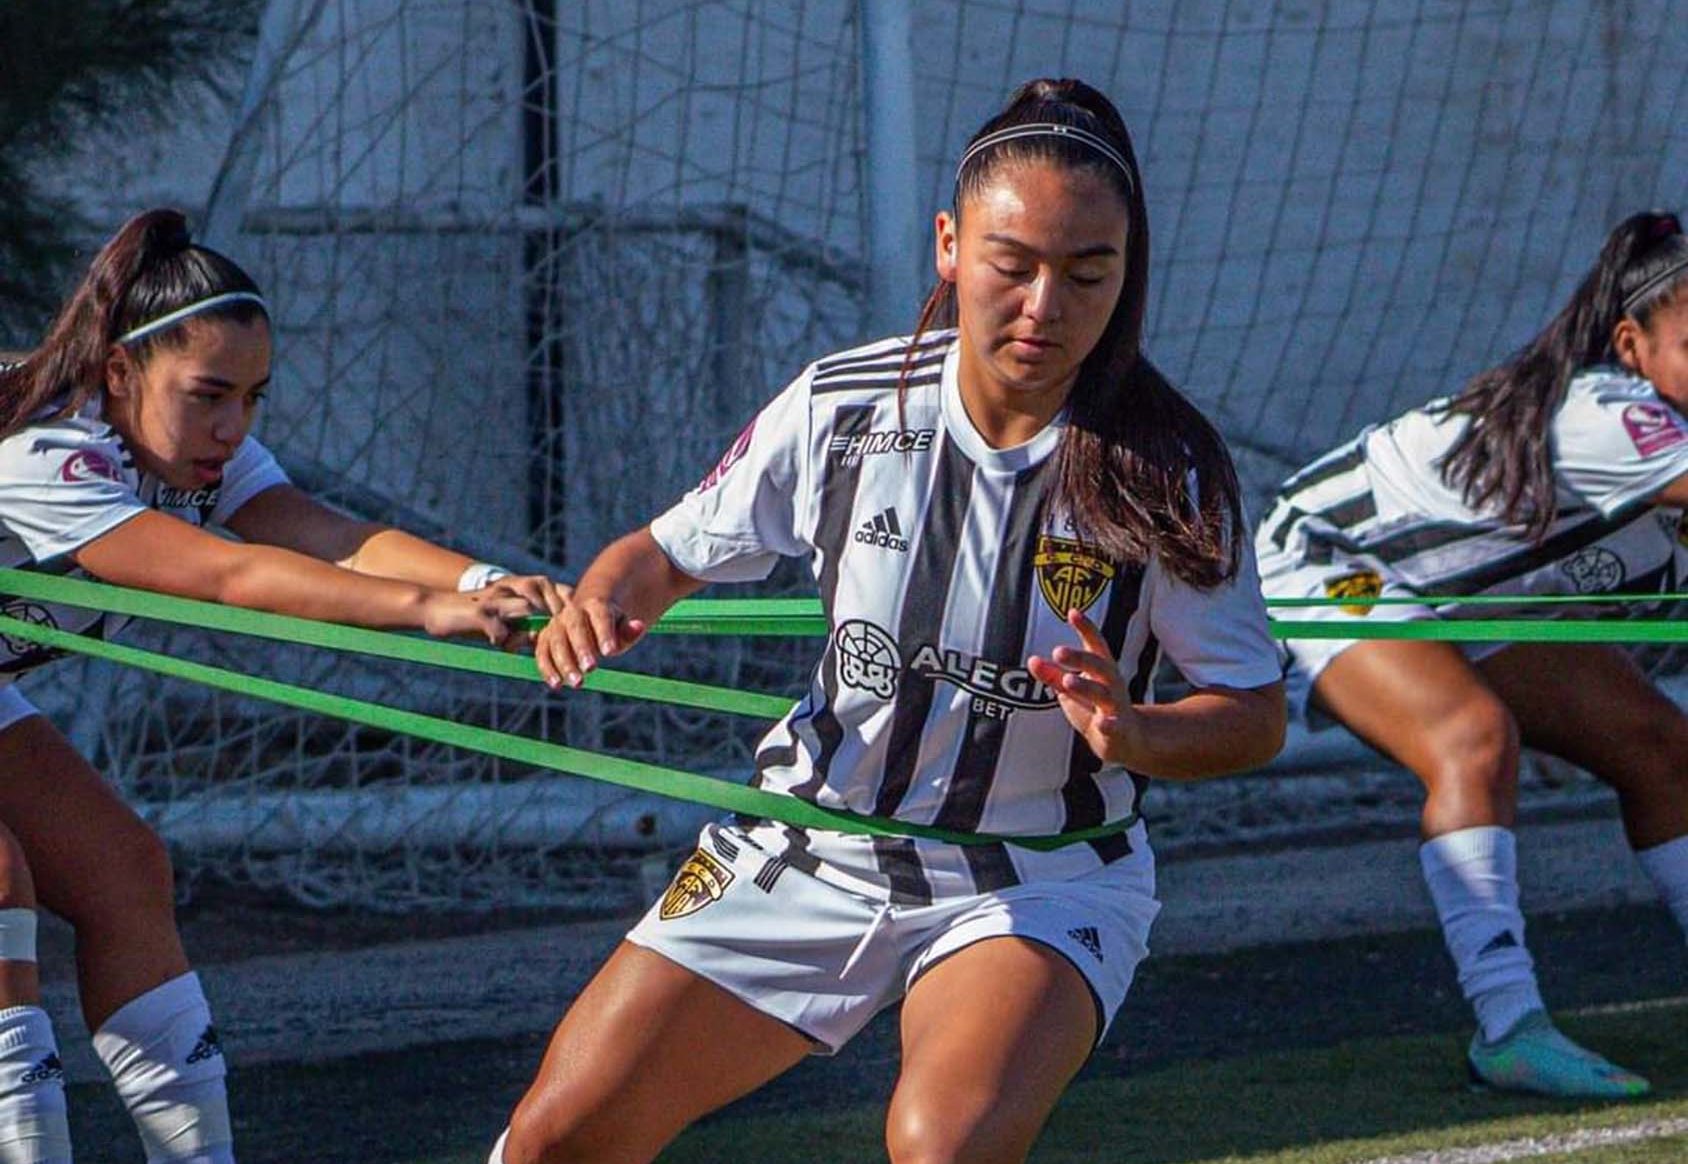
[1567,993,1688,1019]
[1357,1117,1688,1164]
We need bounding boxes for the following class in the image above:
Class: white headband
[117,292,269,345]
[956,122,1135,196]
[1622,251,1688,315]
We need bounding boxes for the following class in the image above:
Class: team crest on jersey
[658,848,735,920]
[1033,536,1114,617]
[835,619,901,699]
[59,449,122,485]
[1323,569,1383,616]
[1559,546,1625,594]
[0,601,57,655]
[1621,402,1688,457]
[697,417,756,492]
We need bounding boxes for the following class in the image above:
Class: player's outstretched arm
[225,483,569,615]
[536,526,704,689]
[1027,608,1286,780]
[71,509,532,646]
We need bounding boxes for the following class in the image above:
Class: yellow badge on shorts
[1034,535,1115,618]
[659,848,735,921]
[1323,569,1383,616]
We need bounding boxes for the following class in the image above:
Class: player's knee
[1426,697,1519,801]
[886,1088,1027,1164]
[504,1086,642,1164]
[0,822,37,910]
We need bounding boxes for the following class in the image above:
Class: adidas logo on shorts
[853,507,909,552]
[186,1024,223,1065]
[1067,925,1104,962]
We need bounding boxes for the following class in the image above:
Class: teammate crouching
[1256,210,1688,1098]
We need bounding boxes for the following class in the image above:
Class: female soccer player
[498,79,1286,1164]
[1256,210,1688,1098]
[0,208,565,1163]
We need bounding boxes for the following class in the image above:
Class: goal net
[26,0,1687,910]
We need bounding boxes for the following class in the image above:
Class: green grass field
[655,999,1688,1164]
[59,905,1685,1162]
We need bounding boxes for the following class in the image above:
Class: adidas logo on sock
[1477,930,1520,958]
[1067,925,1104,962]
[185,1024,223,1065]
[853,507,909,552]
[19,1053,62,1084]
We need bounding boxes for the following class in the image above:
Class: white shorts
[626,822,1159,1054]
[1257,555,1505,724]
[0,688,38,734]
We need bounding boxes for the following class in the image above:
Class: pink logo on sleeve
[1621,402,1688,457]
[697,418,756,492]
[59,449,123,484]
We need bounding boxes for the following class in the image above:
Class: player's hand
[481,573,572,616]
[419,589,537,649]
[1026,608,1145,766]
[534,593,648,689]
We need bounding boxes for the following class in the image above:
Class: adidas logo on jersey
[1067,925,1104,962]
[854,507,909,552]
[186,1024,223,1065]
[19,1053,62,1084]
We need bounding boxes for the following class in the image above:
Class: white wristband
[457,562,511,592]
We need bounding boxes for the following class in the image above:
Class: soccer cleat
[1467,1010,1650,1099]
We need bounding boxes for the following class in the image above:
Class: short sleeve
[0,419,146,562]
[209,435,289,527]
[1553,369,1688,516]
[648,369,812,582]
[1147,525,1282,690]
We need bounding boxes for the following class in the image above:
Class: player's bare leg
[0,718,187,1029]
[0,772,70,1164]
[1476,642,1688,847]
[1311,638,1646,1097]
[1479,641,1688,950]
[0,717,237,1162]
[501,942,812,1164]
[886,937,1095,1164]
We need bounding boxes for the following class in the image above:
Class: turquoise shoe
[1468,1010,1650,1099]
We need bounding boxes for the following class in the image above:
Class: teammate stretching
[497,79,1286,1164]
[0,208,565,1163]
[1256,210,1688,1097]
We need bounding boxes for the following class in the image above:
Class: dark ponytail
[902,78,1243,588]
[1439,210,1688,540]
[0,208,266,440]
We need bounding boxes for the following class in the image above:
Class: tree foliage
[0,0,260,343]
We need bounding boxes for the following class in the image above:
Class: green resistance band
[526,592,1688,641]
[0,612,1130,852]
[0,569,791,721]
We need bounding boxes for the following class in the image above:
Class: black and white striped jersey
[0,387,287,682]
[650,331,1280,903]
[1256,367,1688,609]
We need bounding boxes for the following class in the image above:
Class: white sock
[1419,826,1544,1041]
[92,973,233,1164]
[1636,834,1688,940]
[0,1005,71,1164]
[488,1128,509,1164]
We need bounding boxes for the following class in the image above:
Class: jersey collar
[939,342,1068,473]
